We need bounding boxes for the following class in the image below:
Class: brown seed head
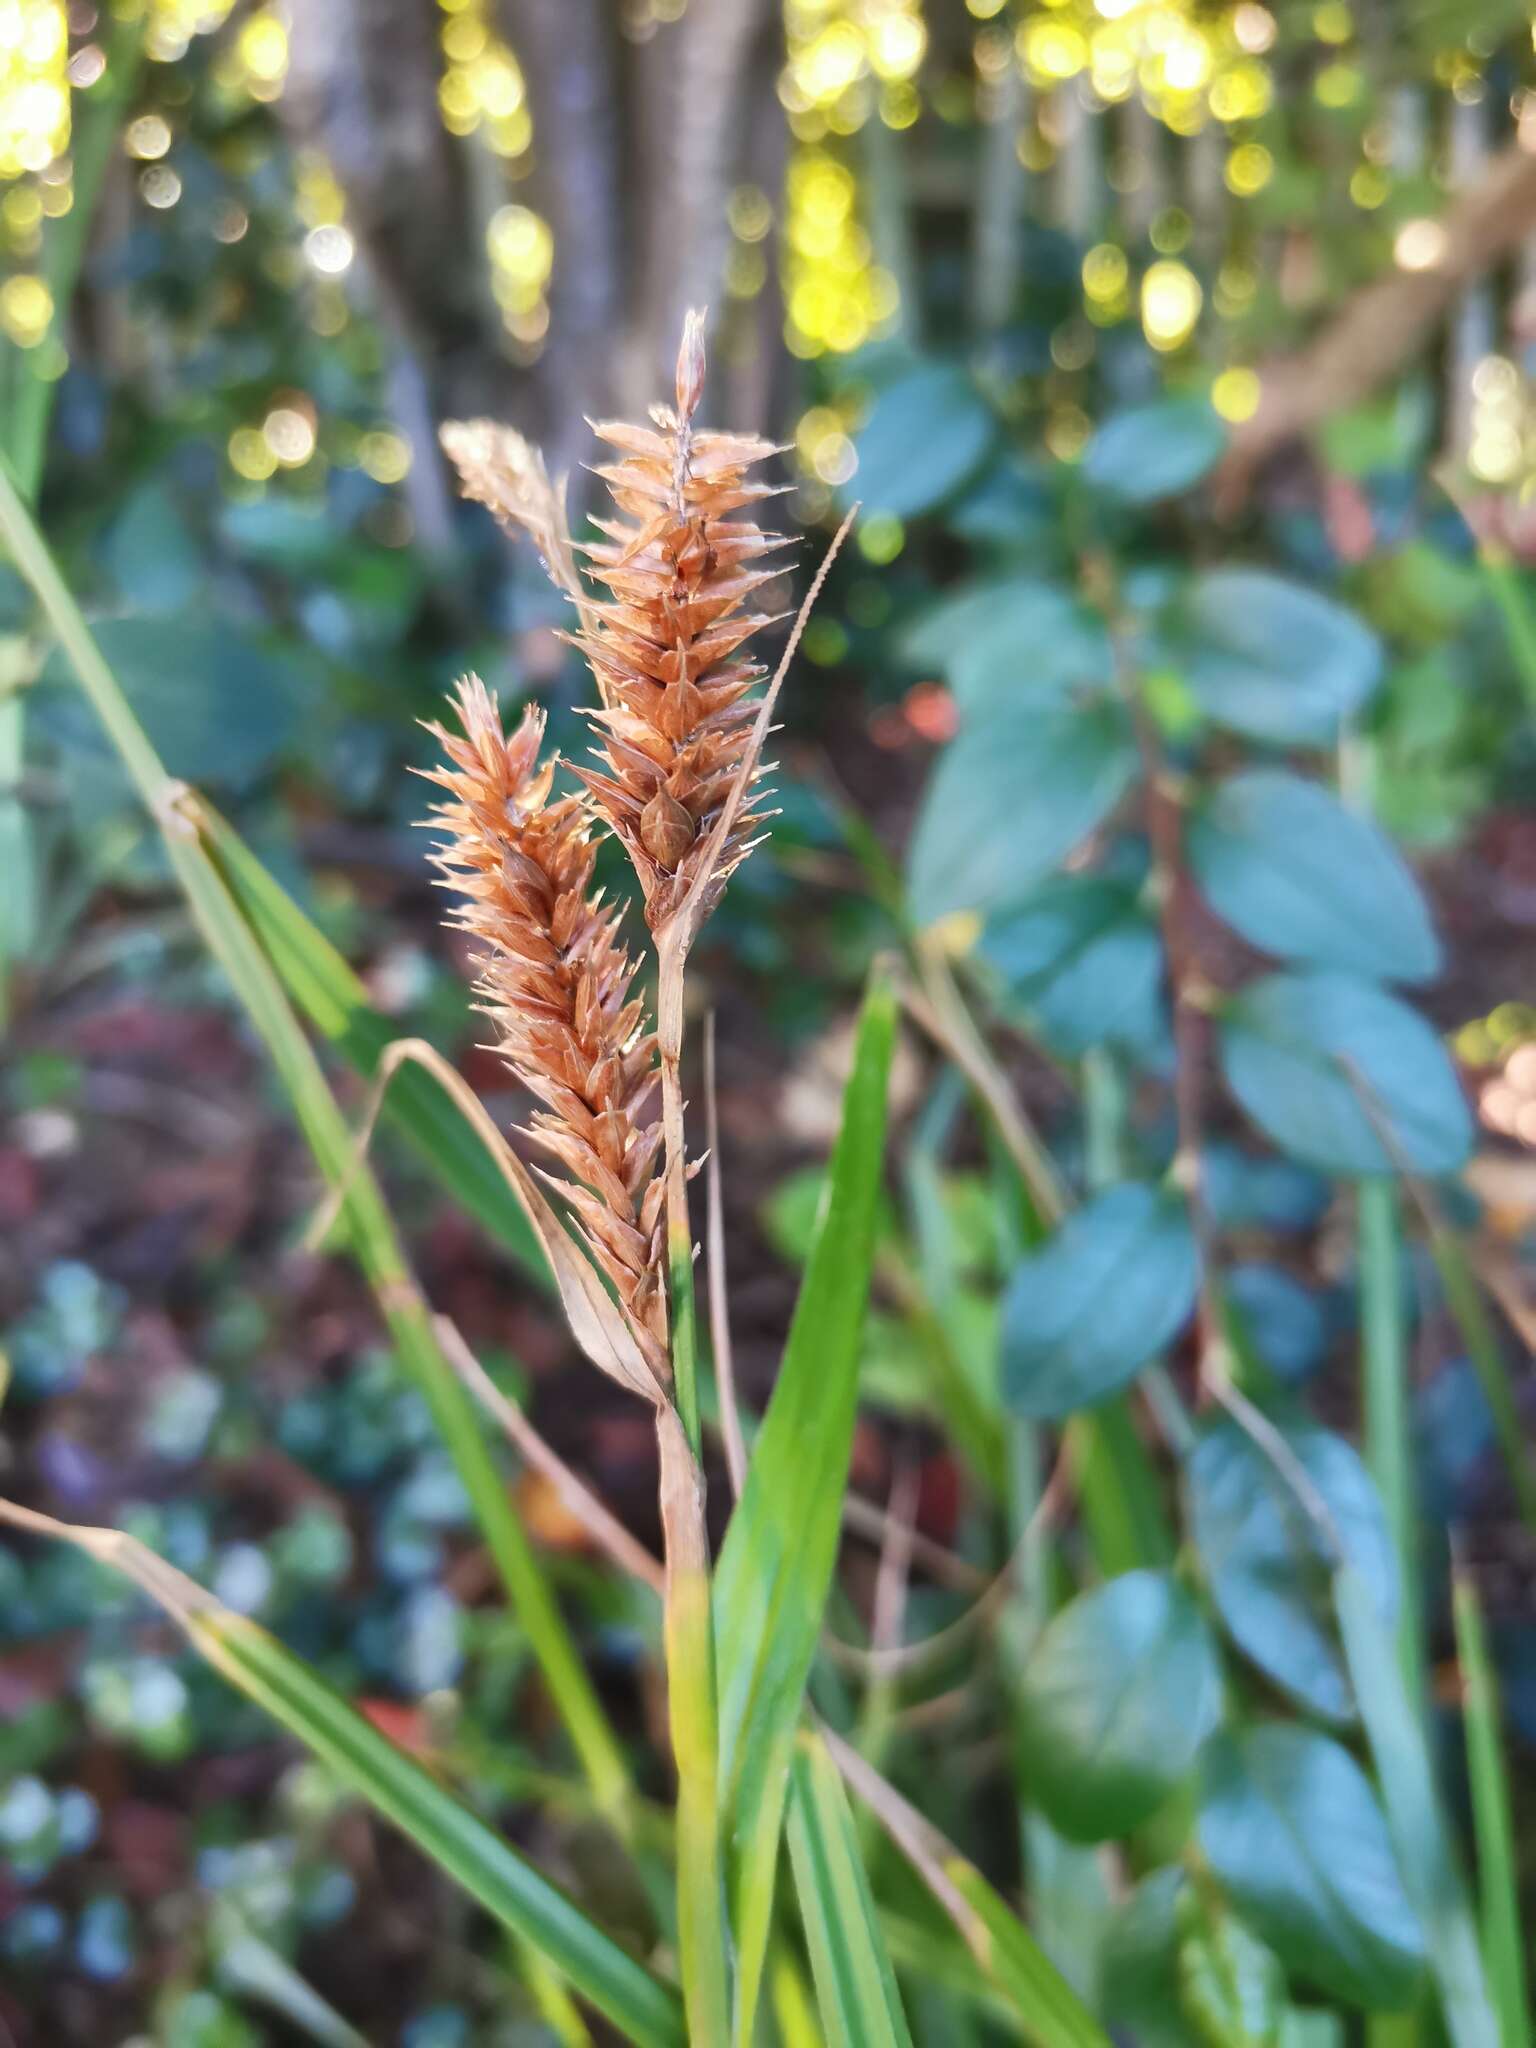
[569,311,792,931]
[419,676,668,1377]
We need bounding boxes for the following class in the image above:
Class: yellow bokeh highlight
[1141,258,1202,351]
[438,0,531,158]
[1212,366,1261,422]
[0,269,51,345]
[1082,242,1128,303]
[359,430,413,485]
[0,0,69,180]
[782,134,896,355]
[228,426,277,481]
[1225,142,1272,196]
[144,0,235,65]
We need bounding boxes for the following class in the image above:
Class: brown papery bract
[418,677,668,1382]
[570,310,792,932]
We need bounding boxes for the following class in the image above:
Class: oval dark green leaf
[1198,1726,1425,2010]
[1002,1184,1198,1419]
[898,579,1111,711]
[980,874,1164,1058]
[1188,771,1439,984]
[1187,1414,1396,1724]
[908,702,1137,928]
[40,614,306,790]
[1218,970,1471,1178]
[1017,1570,1222,1842]
[1081,397,1226,506]
[1176,571,1383,744]
[850,366,996,520]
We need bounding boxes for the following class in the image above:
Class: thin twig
[1101,591,1224,1392]
[871,1464,919,1663]
[895,949,1068,1227]
[825,1447,1070,1681]
[839,1492,989,1593]
[431,1315,666,1597]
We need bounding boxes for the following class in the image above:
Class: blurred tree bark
[281,0,786,517]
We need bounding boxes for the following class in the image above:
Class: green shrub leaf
[1198,1725,1425,2010]
[1188,771,1440,983]
[850,365,996,519]
[1081,397,1226,505]
[1102,1871,1190,2048]
[1017,1569,1221,1841]
[1002,1184,1198,1418]
[1187,1415,1396,1723]
[1174,571,1383,744]
[909,702,1137,928]
[1217,970,1472,1178]
[980,871,1164,1057]
[898,578,1111,711]
[40,614,306,789]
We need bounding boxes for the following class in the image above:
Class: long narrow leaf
[826,1727,1110,2048]
[199,804,545,1281]
[713,972,896,2041]
[1452,1568,1533,2048]
[1334,1566,1500,2048]
[1359,1180,1424,1713]
[786,1734,915,2048]
[0,1505,682,2048]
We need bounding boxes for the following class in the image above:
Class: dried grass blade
[312,1034,664,1405]
[432,1315,666,1597]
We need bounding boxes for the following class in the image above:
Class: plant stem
[657,935,701,1459]
[1105,600,1224,1396]
[1359,1178,1425,1716]
[656,1404,731,2045]
[1452,1564,1533,2048]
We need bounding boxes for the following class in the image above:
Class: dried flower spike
[571,311,791,931]
[418,677,668,1379]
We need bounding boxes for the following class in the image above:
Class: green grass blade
[944,1858,1113,2048]
[0,463,630,1820]
[1335,1566,1500,2048]
[786,1734,915,2048]
[211,1904,370,2048]
[1063,1400,1175,1575]
[199,804,544,1282]
[713,973,896,2043]
[1359,1179,1424,1715]
[1452,1567,1533,2048]
[827,1727,1110,2048]
[1426,1229,1536,1539]
[196,1610,678,2045]
[0,1508,681,2047]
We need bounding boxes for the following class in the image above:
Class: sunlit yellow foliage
[781,143,896,356]
[0,0,69,181]
[437,0,531,159]
[1009,2,1273,136]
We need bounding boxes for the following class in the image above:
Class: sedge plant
[5,315,1092,2046]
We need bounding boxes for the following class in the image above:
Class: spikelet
[568,311,792,932]
[418,677,668,1379]
[437,419,588,619]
